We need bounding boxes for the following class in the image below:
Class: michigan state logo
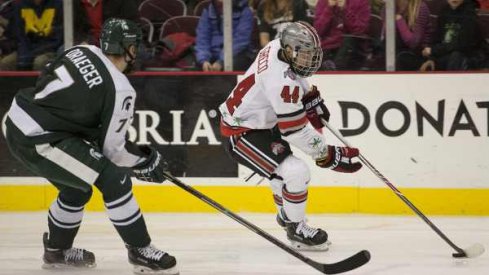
[89,148,103,160]
[122,96,133,111]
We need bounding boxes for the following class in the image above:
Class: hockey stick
[321,118,485,259]
[163,171,370,274]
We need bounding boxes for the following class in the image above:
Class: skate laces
[297,221,319,239]
[138,245,166,261]
[63,248,84,262]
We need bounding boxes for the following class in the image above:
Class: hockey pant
[225,128,310,222]
[5,131,150,249]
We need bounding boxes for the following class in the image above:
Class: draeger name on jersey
[65,48,103,89]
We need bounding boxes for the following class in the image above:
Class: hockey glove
[132,146,169,183]
[316,145,362,173]
[301,85,330,129]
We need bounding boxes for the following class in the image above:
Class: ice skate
[42,232,96,269]
[277,213,309,230]
[286,220,331,251]
[276,213,287,229]
[127,244,179,275]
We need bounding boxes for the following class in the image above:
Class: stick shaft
[323,120,465,254]
[162,172,329,273]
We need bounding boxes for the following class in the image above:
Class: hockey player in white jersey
[5,19,178,274]
[219,21,362,251]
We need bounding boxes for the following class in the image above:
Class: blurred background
[0,0,488,72]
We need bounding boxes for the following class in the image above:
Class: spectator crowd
[0,0,488,72]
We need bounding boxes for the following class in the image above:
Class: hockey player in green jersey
[4,18,178,275]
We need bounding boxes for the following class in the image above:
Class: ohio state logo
[284,68,296,80]
[271,142,286,155]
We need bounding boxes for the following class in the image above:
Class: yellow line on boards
[0,185,488,215]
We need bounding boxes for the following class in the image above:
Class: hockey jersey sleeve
[100,88,146,167]
[283,124,329,160]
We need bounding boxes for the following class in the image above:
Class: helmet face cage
[293,46,323,77]
[280,22,323,77]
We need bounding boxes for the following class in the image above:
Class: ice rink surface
[0,212,487,275]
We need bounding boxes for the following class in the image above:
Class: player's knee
[59,187,93,207]
[95,162,132,202]
[79,188,93,205]
[269,177,284,195]
[276,156,310,193]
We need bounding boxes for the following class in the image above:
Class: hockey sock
[270,178,284,215]
[274,156,310,223]
[104,190,151,247]
[95,163,151,247]
[273,194,284,214]
[47,194,88,249]
[282,185,308,222]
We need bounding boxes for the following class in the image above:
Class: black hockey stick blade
[321,118,486,260]
[163,172,371,274]
[452,243,485,258]
[309,250,371,274]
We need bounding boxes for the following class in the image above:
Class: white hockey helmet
[279,21,322,77]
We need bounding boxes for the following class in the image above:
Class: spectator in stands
[421,0,485,70]
[478,0,489,10]
[0,0,16,70]
[305,0,317,20]
[370,0,384,15]
[388,0,432,71]
[248,0,262,14]
[73,0,139,46]
[257,0,311,48]
[13,0,63,70]
[314,0,370,70]
[195,0,254,71]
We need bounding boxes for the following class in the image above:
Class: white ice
[0,213,488,275]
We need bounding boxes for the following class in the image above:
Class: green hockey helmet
[100,18,142,56]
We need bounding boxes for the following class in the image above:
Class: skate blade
[42,262,96,269]
[289,240,331,251]
[133,264,179,275]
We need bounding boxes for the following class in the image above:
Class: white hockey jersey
[219,39,329,160]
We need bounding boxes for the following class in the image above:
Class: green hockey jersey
[6,45,145,167]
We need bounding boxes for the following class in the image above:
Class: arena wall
[1,72,488,214]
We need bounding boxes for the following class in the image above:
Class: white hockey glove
[132,146,169,183]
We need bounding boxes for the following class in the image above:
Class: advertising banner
[1,73,488,188]
[0,74,238,178]
[305,73,489,188]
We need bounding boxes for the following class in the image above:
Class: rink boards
[0,72,488,214]
[1,182,489,215]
